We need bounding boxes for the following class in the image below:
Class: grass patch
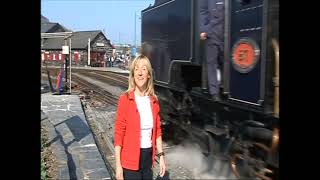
[41,157,47,180]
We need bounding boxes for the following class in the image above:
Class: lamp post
[62,40,70,94]
[64,39,68,91]
[69,38,72,94]
[41,32,73,94]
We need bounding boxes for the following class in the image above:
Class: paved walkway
[41,93,111,180]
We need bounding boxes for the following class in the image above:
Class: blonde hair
[126,55,157,99]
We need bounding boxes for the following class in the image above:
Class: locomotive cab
[223,0,279,117]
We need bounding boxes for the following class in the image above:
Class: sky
[41,0,155,46]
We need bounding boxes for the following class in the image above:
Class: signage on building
[62,46,69,54]
[96,43,105,47]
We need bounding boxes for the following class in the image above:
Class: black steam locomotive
[141,0,279,179]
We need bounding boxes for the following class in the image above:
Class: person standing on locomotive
[199,0,225,102]
[114,55,166,180]
[141,42,157,79]
[141,42,154,61]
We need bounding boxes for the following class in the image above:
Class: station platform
[41,93,111,179]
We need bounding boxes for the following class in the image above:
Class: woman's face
[134,59,149,90]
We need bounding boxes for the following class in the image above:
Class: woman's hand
[159,156,166,177]
[116,164,124,180]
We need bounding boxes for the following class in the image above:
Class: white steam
[166,142,236,179]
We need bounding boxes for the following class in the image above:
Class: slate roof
[41,14,70,33]
[41,15,50,23]
[42,30,110,50]
[41,23,57,33]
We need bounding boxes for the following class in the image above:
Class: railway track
[41,67,127,106]
[70,75,118,106]
[76,71,128,88]
[76,69,128,81]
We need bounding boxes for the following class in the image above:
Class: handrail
[272,39,279,118]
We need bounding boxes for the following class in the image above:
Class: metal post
[88,38,91,66]
[64,38,68,92]
[69,38,72,94]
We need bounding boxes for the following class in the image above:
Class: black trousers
[123,148,153,180]
[206,42,224,95]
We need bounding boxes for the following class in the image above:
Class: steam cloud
[166,141,236,179]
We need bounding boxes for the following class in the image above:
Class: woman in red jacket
[114,55,166,180]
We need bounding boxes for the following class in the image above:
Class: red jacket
[114,90,162,170]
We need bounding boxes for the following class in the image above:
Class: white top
[135,94,153,148]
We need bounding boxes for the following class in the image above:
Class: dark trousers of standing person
[206,42,224,96]
[123,148,153,180]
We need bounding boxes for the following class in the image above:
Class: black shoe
[219,83,224,89]
[210,94,221,102]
